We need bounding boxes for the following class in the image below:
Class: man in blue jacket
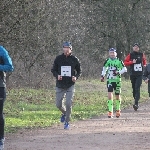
[51,42,81,129]
[0,46,13,149]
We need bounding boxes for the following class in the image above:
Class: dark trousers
[0,87,6,139]
[130,75,142,105]
[148,81,150,97]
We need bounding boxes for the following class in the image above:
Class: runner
[143,63,150,99]
[101,48,127,118]
[0,45,13,150]
[51,42,82,129]
[124,43,147,111]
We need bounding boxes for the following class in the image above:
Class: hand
[113,70,119,76]
[133,59,137,64]
[145,79,149,84]
[58,75,62,80]
[101,76,104,82]
[72,76,77,82]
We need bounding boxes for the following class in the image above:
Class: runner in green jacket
[101,48,127,118]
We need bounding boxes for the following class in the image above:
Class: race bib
[61,66,71,77]
[134,63,142,71]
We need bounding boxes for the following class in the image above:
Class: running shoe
[60,114,66,123]
[133,105,139,111]
[116,110,121,118]
[108,111,113,118]
[64,122,69,130]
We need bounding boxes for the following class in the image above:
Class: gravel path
[5,100,150,150]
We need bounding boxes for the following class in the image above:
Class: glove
[101,76,104,82]
[113,70,119,76]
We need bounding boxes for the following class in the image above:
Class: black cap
[133,43,140,47]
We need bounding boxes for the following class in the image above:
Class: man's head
[133,43,140,52]
[63,42,72,56]
[109,48,117,59]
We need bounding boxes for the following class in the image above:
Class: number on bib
[134,64,142,71]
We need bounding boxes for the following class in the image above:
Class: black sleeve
[143,65,148,80]
[51,57,59,78]
[75,58,82,79]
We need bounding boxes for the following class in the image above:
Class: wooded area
[1,0,150,88]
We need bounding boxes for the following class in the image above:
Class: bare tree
[0,0,150,87]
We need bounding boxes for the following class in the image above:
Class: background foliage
[1,0,150,88]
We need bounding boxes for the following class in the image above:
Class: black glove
[101,76,104,82]
[113,70,119,76]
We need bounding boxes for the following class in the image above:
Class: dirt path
[5,100,150,150]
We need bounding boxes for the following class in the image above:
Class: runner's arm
[51,58,59,78]
[124,54,133,66]
[101,59,108,77]
[143,65,148,80]
[75,58,82,79]
[0,46,14,72]
[142,54,147,67]
[118,60,127,74]
[101,66,108,77]
[118,67,127,74]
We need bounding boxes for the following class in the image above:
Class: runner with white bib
[124,43,147,111]
[51,42,82,130]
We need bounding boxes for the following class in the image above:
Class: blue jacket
[0,46,14,87]
[0,46,14,72]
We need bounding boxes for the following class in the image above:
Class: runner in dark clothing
[124,43,147,111]
[51,42,82,129]
[143,63,150,99]
[0,46,13,150]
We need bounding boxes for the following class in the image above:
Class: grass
[4,79,149,133]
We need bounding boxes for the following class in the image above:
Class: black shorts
[107,81,121,95]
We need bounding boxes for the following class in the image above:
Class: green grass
[4,79,149,133]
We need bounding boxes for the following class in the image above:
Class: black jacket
[51,53,82,88]
[143,63,150,81]
[130,51,144,76]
